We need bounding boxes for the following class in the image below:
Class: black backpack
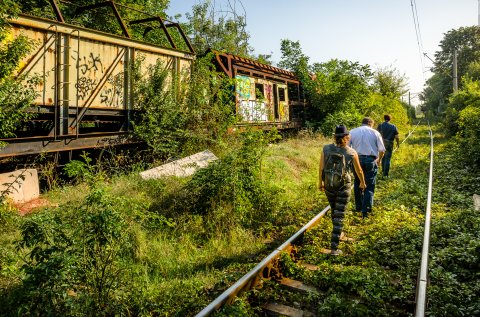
[323,146,348,191]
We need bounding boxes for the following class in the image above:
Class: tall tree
[278,39,309,72]
[184,0,251,56]
[423,26,480,115]
[372,66,408,100]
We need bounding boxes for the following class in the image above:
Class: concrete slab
[0,169,39,203]
[263,303,304,317]
[140,150,218,180]
[279,278,320,295]
[473,194,480,211]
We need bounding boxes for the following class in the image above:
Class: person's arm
[319,150,325,191]
[394,126,400,148]
[376,132,386,165]
[352,153,366,190]
[378,151,385,164]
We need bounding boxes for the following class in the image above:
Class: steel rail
[195,205,331,317]
[415,123,434,317]
[393,119,422,153]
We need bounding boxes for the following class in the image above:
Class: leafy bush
[0,5,37,142]
[366,93,410,130]
[318,110,363,136]
[456,105,480,167]
[444,77,480,168]
[194,131,277,222]
[133,54,235,159]
[16,186,136,316]
[133,59,187,158]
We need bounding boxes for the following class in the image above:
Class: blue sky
[167,1,477,105]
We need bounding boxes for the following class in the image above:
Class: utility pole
[453,49,458,92]
[478,0,480,26]
[409,91,411,107]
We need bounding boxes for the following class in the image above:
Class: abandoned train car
[0,1,195,158]
[1,1,309,159]
[211,50,308,131]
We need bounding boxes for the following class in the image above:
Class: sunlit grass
[6,123,476,316]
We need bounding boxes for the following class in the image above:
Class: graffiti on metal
[100,73,124,107]
[12,18,193,111]
[235,75,290,123]
[77,52,104,75]
[239,100,268,122]
[235,75,252,100]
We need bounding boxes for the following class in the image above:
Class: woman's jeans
[325,184,351,250]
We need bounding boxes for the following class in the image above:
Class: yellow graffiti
[279,102,289,122]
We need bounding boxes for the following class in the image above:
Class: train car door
[277,84,289,122]
[273,84,279,120]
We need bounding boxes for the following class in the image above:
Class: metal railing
[415,123,434,317]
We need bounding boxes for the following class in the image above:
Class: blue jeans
[354,156,378,215]
[382,140,394,177]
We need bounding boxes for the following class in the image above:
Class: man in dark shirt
[377,114,400,177]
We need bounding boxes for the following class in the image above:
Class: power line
[410,0,426,82]
[413,0,424,54]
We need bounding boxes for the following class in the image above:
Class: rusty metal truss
[1,4,195,158]
[45,0,195,55]
[211,49,298,83]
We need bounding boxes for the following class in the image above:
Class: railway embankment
[1,124,479,316]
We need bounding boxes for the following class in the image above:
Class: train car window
[255,83,264,99]
[278,87,286,102]
[300,85,305,100]
[288,83,299,101]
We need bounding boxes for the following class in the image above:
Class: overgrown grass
[228,123,480,316]
[0,130,332,316]
[4,124,475,316]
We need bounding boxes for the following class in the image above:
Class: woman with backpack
[319,125,366,255]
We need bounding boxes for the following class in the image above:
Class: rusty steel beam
[233,65,298,84]
[48,0,65,22]
[129,17,158,25]
[74,1,130,38]
[130,16,177,49]
[213,50,297,81]
[25,105,133,117]
[215,52,233,78]
[173,23,195,54]
[0,133,134,158]
[14,15,193,59]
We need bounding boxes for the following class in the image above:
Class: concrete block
[0,169,39,203]
[140,150,218,180]
[473,194,480,211]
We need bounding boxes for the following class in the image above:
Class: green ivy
[0,5,37,140]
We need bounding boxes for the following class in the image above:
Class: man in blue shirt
[377,114,400,178]
[349,117,385,218]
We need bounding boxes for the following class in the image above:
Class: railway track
[195,120,435,317]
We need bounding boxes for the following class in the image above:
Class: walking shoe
[331,249,343,256]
